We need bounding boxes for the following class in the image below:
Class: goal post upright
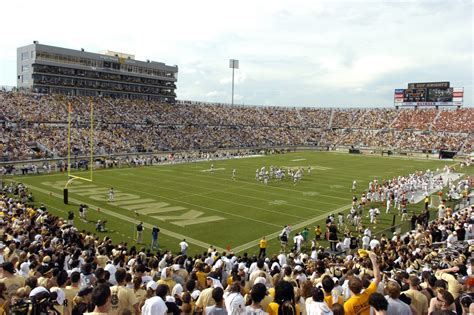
[67,101,72,180]
[89,100,94,182]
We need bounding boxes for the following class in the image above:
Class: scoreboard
[394,82,463,106]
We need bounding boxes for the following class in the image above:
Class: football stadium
[0,1,473,315]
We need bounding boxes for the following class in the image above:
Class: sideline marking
[269,200,287,206]
[302,191,320,196]
[200,168,226,172]
[282,165,332,171]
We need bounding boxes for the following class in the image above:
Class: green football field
[8,151,469,256]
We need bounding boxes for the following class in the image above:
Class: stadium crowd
[0,91,473,161]
[0,176,472,315]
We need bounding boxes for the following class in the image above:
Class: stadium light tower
[229,59,239,105]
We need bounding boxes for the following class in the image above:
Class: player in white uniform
[347,207,356,225]
[232,169,236,180]
[338,213,344,227]
[369,207,379,224]
[368,207,374,220]
[293,233,304,253]
[108,187,115,202]
[275,169,282,180]
[293,169,302,185]
[353,213,361,227]
[351,180,357,192]
[366,191,372,202]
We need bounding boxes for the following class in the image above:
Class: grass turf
[6,151,470,256]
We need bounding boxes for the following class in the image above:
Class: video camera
[10,290,60,315]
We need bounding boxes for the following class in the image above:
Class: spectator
[245,283,269,315]
[402,275,429,315]
[205,287,227,315]
[224,282,245,315]
[86,283,111,315]
[141,283,168,315]
[306,286,333,315]
[428,289,456,315]
[109,268,139,315]
[368,293,388,315]
[343,251,380,315]
[384,281,411,315]
[267,281,298,315]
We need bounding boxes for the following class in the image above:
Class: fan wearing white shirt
[141,283,168,315]
[224,282,245,315]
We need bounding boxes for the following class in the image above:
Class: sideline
[232,203,352,253]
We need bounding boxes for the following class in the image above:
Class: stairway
[328,109,335,128]
[296,108,305,126]
[430,110,442,132]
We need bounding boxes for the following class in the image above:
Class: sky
[0,0,472,107]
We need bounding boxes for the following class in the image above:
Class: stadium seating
[0,91,472,161]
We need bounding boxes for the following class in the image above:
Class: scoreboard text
[394,82,463,106]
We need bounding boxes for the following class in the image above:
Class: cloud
[234,94,244,101]
[0,0,471,107]
[206,91,224,97]
[219,72,248,85]
[181,68,198,74]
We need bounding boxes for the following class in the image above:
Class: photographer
[79,204,88,222]
[136,222,144,244]
[67,211,74,226]
[152,227,160,249]
[95,220,107,232]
